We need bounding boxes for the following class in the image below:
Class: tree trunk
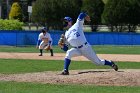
[108,24,114,32]
[119,24,123,32]
[128,24,131,32]
[90,25,98,32]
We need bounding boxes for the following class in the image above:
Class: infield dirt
[0,52,140,62]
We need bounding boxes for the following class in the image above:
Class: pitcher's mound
[0,69,140,86]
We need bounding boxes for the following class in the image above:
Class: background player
[58,12,118,75]
[36,27,53,56]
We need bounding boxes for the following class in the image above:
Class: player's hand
[85,15,91,22]
[58,42,64,48]
[45,45,51,51]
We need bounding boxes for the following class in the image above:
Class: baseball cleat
[111,61,118,71]
[39,54,43,56]
[61,70,69,75]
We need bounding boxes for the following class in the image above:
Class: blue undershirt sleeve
[78,12,87,21]
[48,41,51,46]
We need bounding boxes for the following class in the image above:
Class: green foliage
[102,0,108,4]
[0,19,24,30]
[124,0,140,25]
[9,2,23,21]
[102,0,118,25]
[31,0,140,31]
[32,0,81,30]
[102,0,136,25]
[82,0,104,31]
[82,0,104,24]
[102,0,140,32]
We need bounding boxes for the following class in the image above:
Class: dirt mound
[0,69,140,86]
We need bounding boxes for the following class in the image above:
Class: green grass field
[0,59,140,93]
[0,81,140,93]
[0,45,140,93]
[0,59,139,74]
[0,45,140,54]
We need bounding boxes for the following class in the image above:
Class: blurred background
[0,0,140,46]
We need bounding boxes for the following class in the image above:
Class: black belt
[74,42,88,49]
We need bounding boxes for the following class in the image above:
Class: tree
[102,0,129,32]
[102,0,140,32]
[82,0,105,32]
[9,2,22,21]
[124,0,140,32]
[32,0,81,30]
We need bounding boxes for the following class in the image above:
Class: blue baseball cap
[64,17,72,22]
[40,27,48,32]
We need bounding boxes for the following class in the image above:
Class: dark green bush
[0,19,24,30]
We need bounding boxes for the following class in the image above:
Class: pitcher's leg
[61,48,82,75]
[82,46,118,71]
[82,46,104,65]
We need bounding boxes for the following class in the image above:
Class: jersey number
[74,32,80,37]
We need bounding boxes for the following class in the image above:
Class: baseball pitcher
[37,27,53,56]
[58,12,118,75]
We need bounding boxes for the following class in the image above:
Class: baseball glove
[58,34,65,47]
[45,45,51,51]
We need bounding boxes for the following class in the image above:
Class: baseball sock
[50,49,53,56]
[64,58,71,71]
[104,60,113,66]
[40,49,43,55]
